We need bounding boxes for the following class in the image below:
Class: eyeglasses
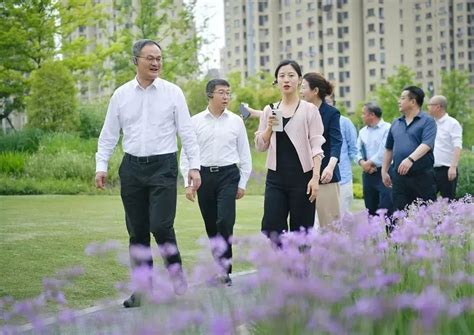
[213,91,232,98]
[136,56,163,63]
[427,103,439,106]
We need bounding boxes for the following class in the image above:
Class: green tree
[111,0,201,87]
[0,0,107,116]
[373,66,419,122]
[182,77,209,116]
[26,61,79,132]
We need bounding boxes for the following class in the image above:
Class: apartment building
[221,0,474,112]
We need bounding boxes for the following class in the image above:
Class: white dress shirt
[180,108,252,189]
[434,113,463,167]
[96,77,200,172]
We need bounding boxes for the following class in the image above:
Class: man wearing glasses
[428,95,462,200]
[95,39,201,307]
[180,79,252,286]
[381,86,437,215]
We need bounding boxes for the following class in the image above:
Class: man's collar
[205,107,228,118]
[437,113,449,123]
[133,77,159,89]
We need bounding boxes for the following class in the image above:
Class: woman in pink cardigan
[255,60,325,245]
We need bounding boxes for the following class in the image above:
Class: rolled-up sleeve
[254,106,271,152]
[174,88,200,169]
[308,106,325,157]
[451,121,463,148]
[385,124,394,150]
[422,117,437,149]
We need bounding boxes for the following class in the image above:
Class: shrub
[26,61,79,132]
[0,176,95,195]
[38,133,97,155]
[0,152,26,174]
[0,128,43,153]
[24,151,95,181]
[457,150,474,197]
[78,101,107,139]
[353,182,363,199]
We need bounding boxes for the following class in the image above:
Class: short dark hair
[403,86,425,107]
[132,39,161,58]
[364,102,382,118]
[302,72,334,101]
[206,79,230,97]
[273,59,302,84]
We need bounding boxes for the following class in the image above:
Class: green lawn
[0,195,364,308]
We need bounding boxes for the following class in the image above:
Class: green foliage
[0,0,107,113]
[78,101,107,138]
[110,0,200,87]
[353,182,363,199]
[0,176,95,195]
[37,133,97,155]
[182,77,209,115]
[0,128,44,153]
[0,152,26,175]
[372,66,419,122]
[440,70,474,148]
[457,150,474,198]
[26,61,79,132]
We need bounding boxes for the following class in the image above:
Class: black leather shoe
[223,274,232,287]
[123,293,141,308]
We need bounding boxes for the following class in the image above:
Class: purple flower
[210,315,233,335]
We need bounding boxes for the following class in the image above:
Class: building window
[369,69,376,76]
[367,8,375,16]
[368,54,376,61]
[368,24,375,32]
[297,23,302,31]
[234,20,240,28]
[328,42,334,50]
[368,38,375,47]
[286,26,291,33]
[297,37,303,45]
[308,31,315,40]
[328,57,334,65]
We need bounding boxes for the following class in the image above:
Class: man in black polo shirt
[381,86,437,212]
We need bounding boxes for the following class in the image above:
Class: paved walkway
[18,271,258,334]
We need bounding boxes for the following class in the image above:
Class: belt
[200,164,237,173]
[125,152,174,164]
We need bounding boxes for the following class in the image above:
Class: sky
[193,0,225,73]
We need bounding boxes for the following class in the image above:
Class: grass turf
[0,195,364,309]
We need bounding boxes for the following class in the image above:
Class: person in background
[382,86,437,213]
[95,39,201,307]
[356,102,393,217]
[300,73,343,228]
[180,79,252,286]
[428,95,462,200]
[255,60,325,245]
[326,94,358,213]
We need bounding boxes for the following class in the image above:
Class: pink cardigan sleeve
[308,104,325,157]
[254,106,271,152]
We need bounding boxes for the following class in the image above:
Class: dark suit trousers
[392,169,436,211]
[434,166,458,200]
[119,153,181,268]
[362,170,393,216]
[197,165,240,274]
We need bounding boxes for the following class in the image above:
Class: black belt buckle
[209,166,219,173]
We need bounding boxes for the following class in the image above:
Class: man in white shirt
[428,95,463,200]
[180,79,252,286]
[95,39,201,307]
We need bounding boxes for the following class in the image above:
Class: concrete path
[17,270,258,334]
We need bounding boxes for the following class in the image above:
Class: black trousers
[197,165,240,274]
[392,169,437,211]
[119,152,181,268]
[261,169,315,244]
[362,170,393,216]
[434,166,458,200]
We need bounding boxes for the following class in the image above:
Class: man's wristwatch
[407,156,415,163]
